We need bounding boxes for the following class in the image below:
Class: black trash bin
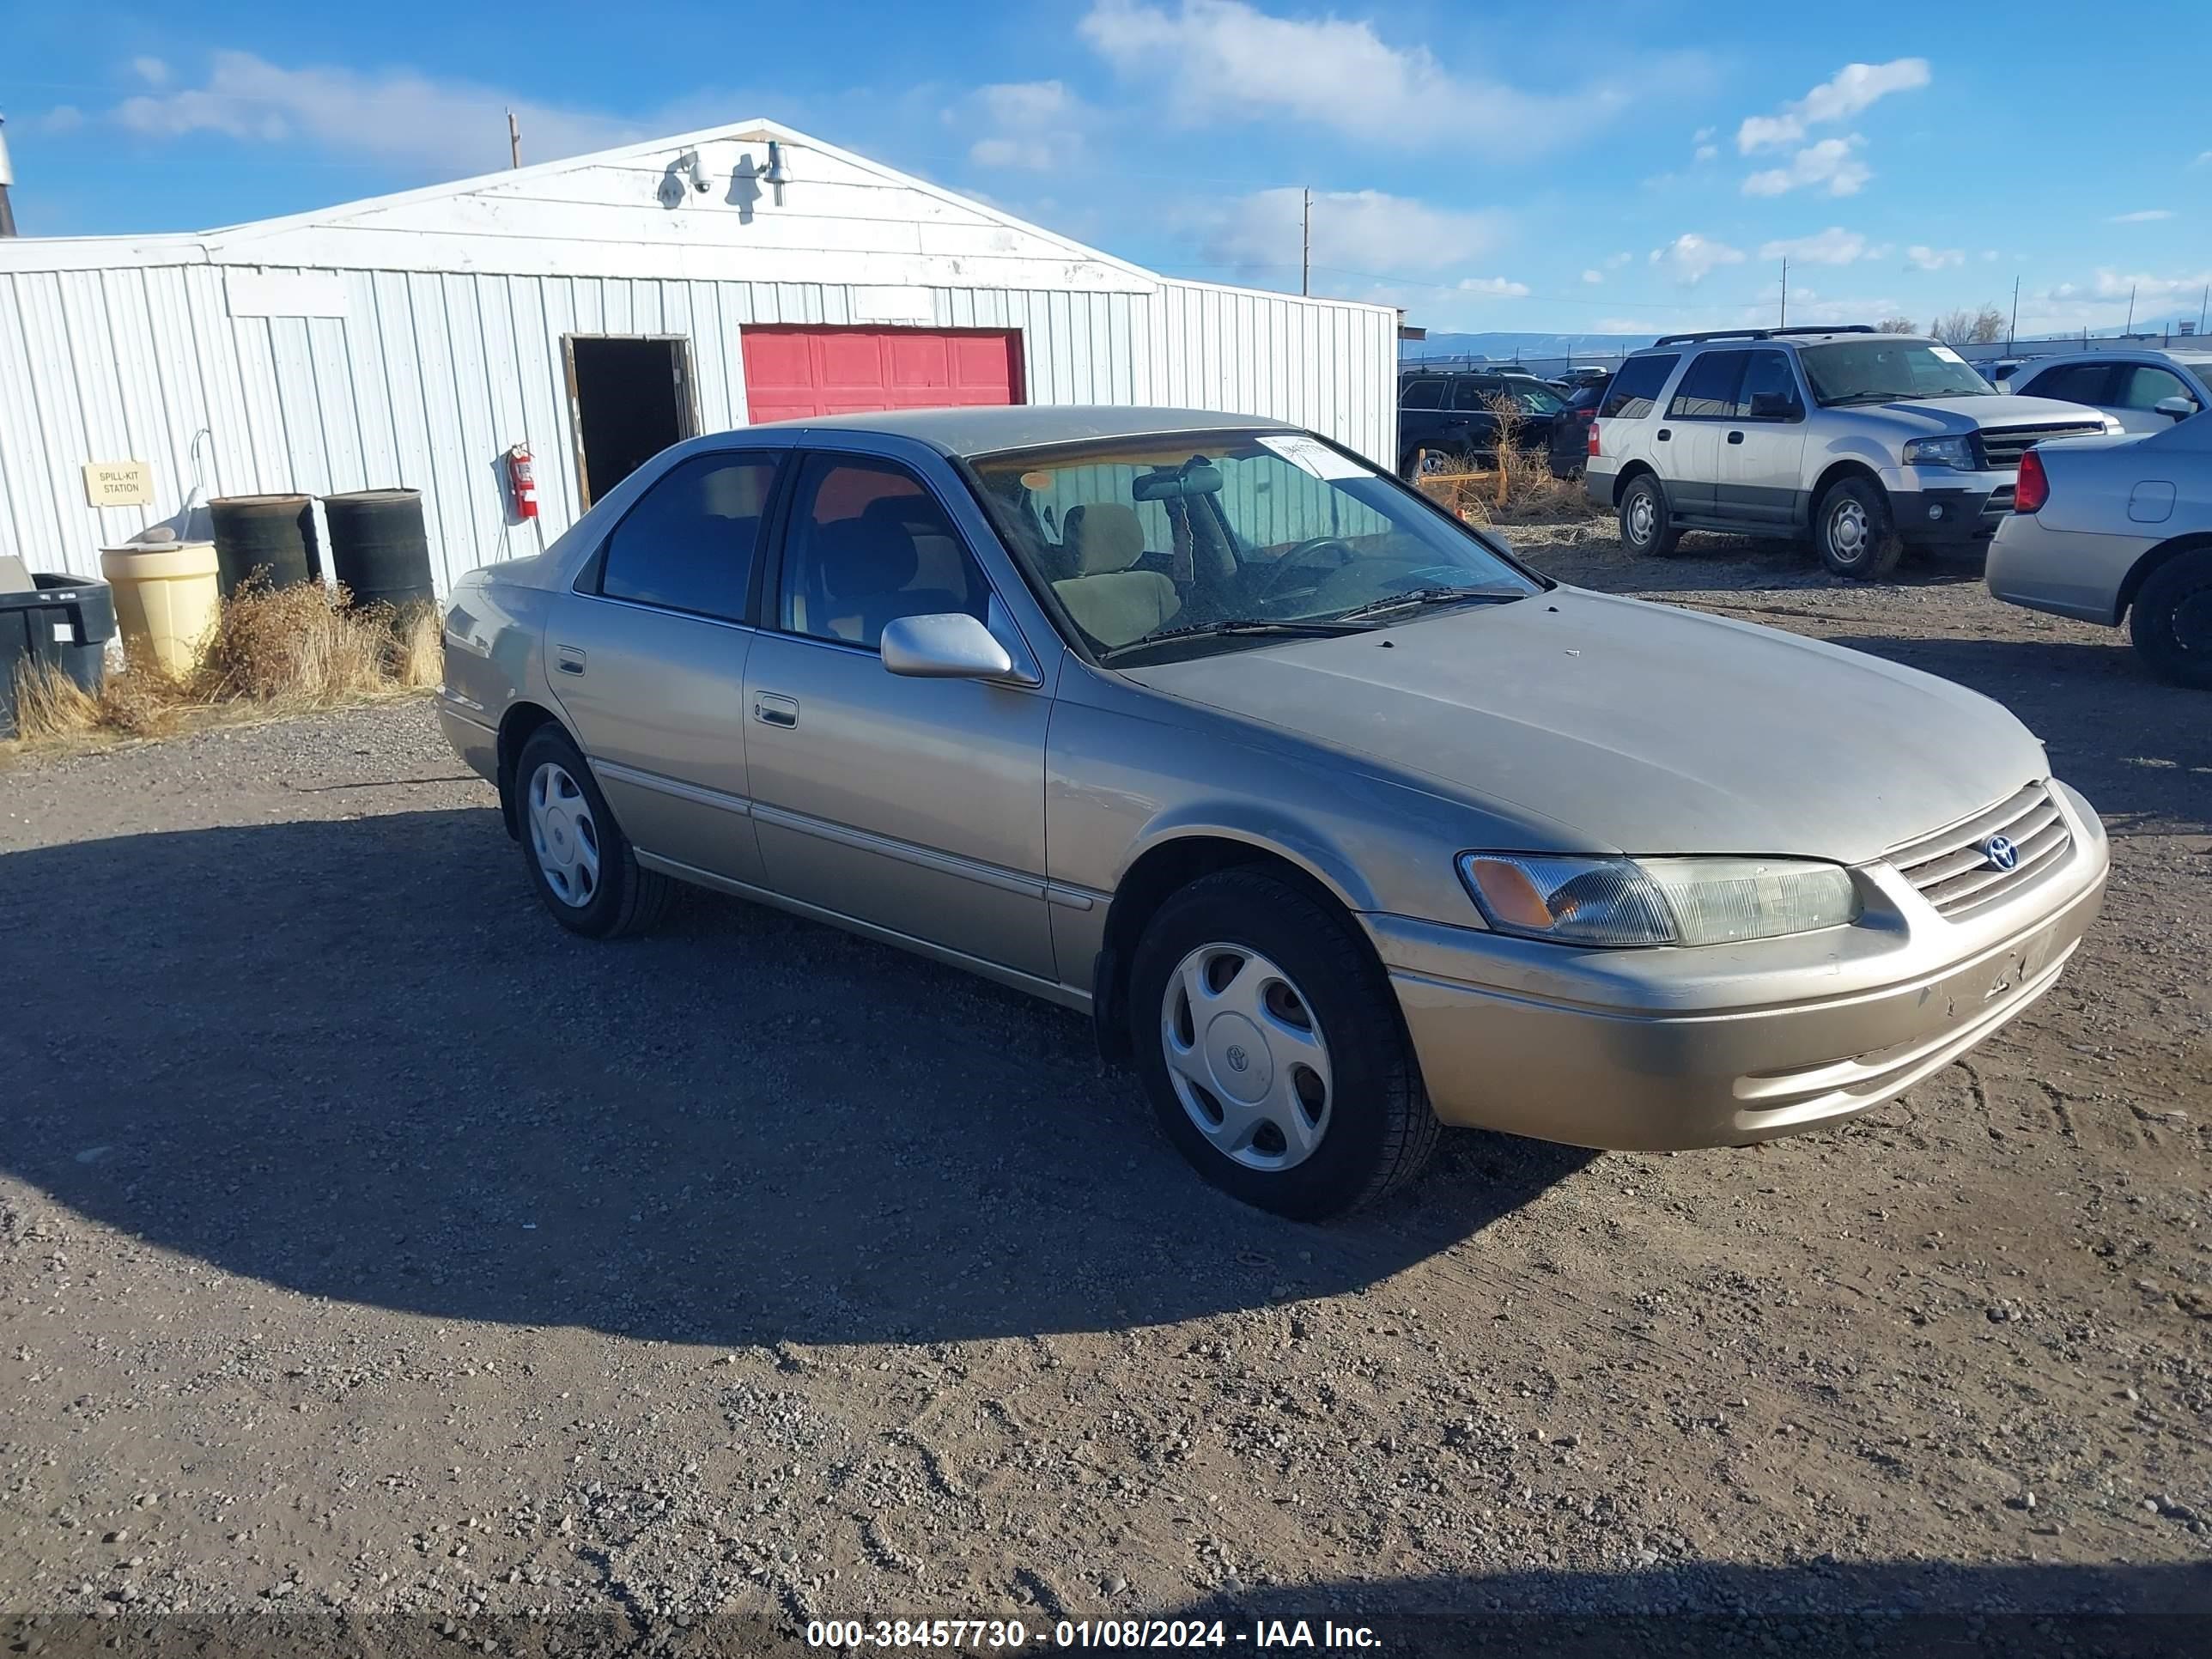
[324,489,435,609]
[209,493,323,597]
[0,571,118,738]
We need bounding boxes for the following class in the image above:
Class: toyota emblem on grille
[1981,834,2020,872]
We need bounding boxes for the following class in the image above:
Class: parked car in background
[1398,368,1568,477]
[1559,365,1613,389]
[1585,326,2119,578]
[1987,410,2212,687]
[1548,377,1609,479]
[2006,349,2212,434]
[440,404,2110,1219]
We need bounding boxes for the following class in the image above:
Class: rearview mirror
[879,612,1015,680]
[2154,396,2197,423]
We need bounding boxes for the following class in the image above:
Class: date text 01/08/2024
[805,1620,1383,1650]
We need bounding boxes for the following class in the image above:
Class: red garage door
[740,326,1024,423]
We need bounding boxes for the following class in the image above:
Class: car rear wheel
[2129,548,2212,689]
[1617,474,1678,557]
[1128,868,1439,1219]
[514,725,676,938]
[1814,477,1904,580]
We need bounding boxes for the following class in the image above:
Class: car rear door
[1662,350,1747,516]
[740,442,1059,981]
[1716,349,1808,526]
[2017,361,2124,424]
[545,448,782,885]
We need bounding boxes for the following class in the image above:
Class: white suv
[1585,327,2118,578]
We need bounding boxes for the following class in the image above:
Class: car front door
[741,446,1059,982]
[2110,362,2204,432]
[544,448,782,884]
[1717,348,1808,526]
[1662,350,1747,516]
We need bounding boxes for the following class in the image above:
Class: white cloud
[1200,186,1504,274]
[2089,267,2212,303]
[130,56,169,86]
[963,80,1088,170]
[1737,58,1929,152]
[1981,249,2000,261]
[1581,268,1604,284]
[1692,125,1715,143]
[1743,136,1869,198]
[1758,226,1887,265]
[2192,151,2212,167]
[1457,276,1529,297]
[1650,232,1746,285]
[26,104,87,134]
[1078,0,1618,153]
[110,50,641,172]
[1693,143,1717,162]
[1605,251,1633,269]
[1906,245,1964,270]
[2018,267,2212,334]
[2108,209,2175,223]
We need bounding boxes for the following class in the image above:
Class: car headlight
[1457,854,1860,948]
[1903,435,1975,470]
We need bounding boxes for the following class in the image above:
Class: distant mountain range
[1401,331,1657,364]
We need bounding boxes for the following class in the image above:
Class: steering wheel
[1253,536,1359,605]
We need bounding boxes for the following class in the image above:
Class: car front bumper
[1364,781,2109,1152]
[1881,465,2017,548]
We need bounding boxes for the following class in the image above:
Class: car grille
[1973,422,2105,470]
[1889,782,2072,919]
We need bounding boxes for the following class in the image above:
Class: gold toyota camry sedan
[438,407,2109,1218]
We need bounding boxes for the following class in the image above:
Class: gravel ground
[2,529,2208,1647]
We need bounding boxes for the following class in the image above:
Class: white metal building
[0,119,1400,592]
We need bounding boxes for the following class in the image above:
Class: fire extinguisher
[506,442,538,520]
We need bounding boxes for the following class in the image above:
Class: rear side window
[598,453,779,622]
[1401,379,1444,410]
[1601,354,1679,419]
[2022,362,2115,404]
[1451,378,1493,410]
[1668,351,1748,419]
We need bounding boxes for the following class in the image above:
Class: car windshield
[1798,339,1995,404]
[966,429,1543,662]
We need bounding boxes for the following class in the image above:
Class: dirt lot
[3,528,2208,1646]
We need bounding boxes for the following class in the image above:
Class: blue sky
[4,0,2207,340]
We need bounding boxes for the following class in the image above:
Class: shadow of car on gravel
[1142,1558,2212,1658]
[0,808,1592,1347]
[1827,635,2212,835]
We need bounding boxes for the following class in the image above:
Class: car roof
[751,404,1294,457]
[2021,349,2212,368]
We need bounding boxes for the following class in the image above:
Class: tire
[2129,548,2212,689]
[1813,476,1905,580]
[512,725,677,939]
[1127,868,1440,1220]
[1616,473,1678,557]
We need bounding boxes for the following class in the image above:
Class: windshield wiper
[1101,617,1376,659]
[1331,585,1527,623]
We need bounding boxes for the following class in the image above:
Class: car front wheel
[1814,477,1904,579]
[2129,547,2212,689]
[1127,869,1439,1219]
[513,725,676,938]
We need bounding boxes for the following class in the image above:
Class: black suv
[1396,369,1568,478]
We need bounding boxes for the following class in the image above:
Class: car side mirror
[879,612,1015,680]
[2154,396,2197,423]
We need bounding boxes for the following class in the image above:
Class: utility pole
[1299,187,1311,298]
[2124,283,2136,336]
[1778,257,1787,327]
[507,110,521,169]
[2198,283,2208,338]
[0,114,16,239]
[2008,276,2020,350]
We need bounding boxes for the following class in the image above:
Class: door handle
[555,645,586,676]
[1656,428,1672,441]
[753,692,798,729]
[1727,430,1745,445]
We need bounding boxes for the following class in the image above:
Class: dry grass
[4,578,441,754]
[1415,393,1608,527]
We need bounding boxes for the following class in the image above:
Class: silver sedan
[439,406,2108,1218]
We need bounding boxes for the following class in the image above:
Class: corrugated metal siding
[0,264,1396,593]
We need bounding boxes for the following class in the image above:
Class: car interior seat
[1051,502,1181,650]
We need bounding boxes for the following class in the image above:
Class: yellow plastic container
[99,539,221,678]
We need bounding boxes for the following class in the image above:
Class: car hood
[1121,589,2048,864]
[1849,393,2109,436]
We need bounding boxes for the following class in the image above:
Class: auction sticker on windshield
[1930,345,1968,364]
[1259,434,1365,480]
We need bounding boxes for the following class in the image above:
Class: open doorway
[563,336,697,508]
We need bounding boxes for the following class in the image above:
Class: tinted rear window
[1601,354,1679,419]
[1401,379,1445,410]
[1669,350,1748,418]
[598,453,778,622]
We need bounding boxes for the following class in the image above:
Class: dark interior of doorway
[568,337,694,507]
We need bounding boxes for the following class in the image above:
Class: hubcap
[1828,499,1869,562]
[1626,491,1655,544]
[527,761,601,908]
[1160,944,1333,1172]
